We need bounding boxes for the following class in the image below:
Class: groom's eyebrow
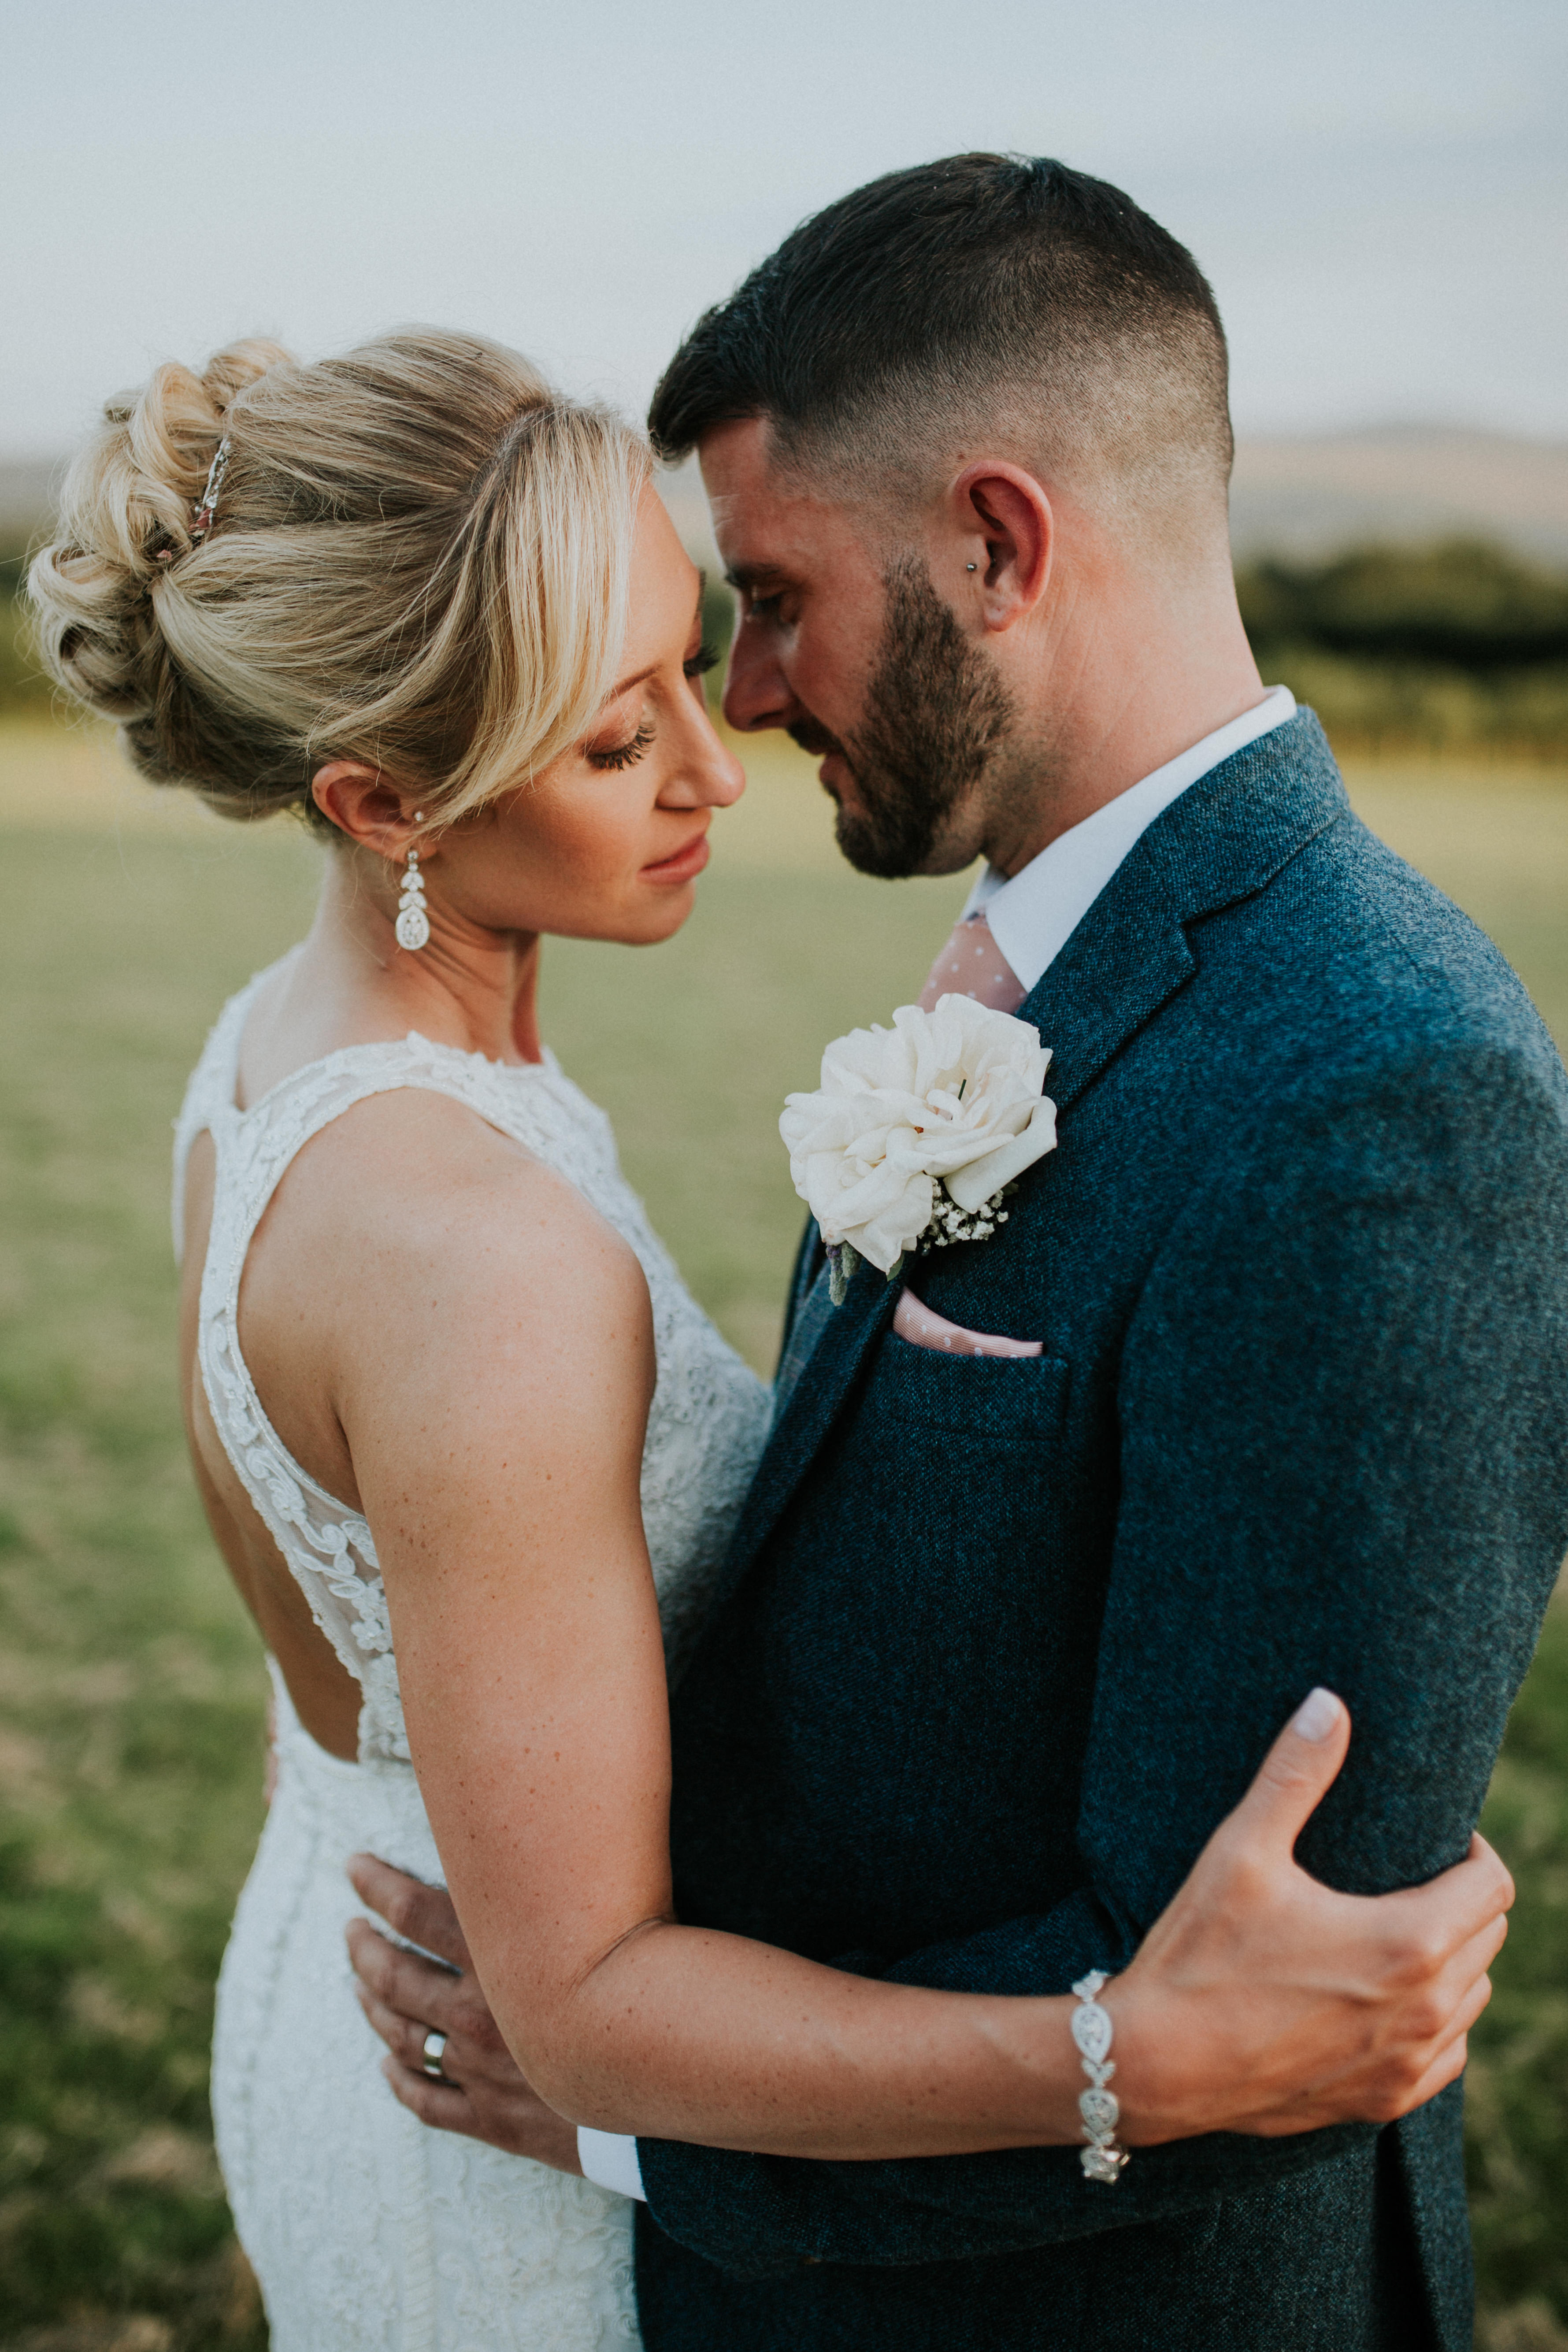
[722,563,779,593]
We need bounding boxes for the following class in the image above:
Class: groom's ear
[947,463,1053,630]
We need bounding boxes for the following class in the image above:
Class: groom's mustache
[787,717,848,765]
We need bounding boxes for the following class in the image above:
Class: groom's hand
[1116,1689,1516,2142]
[346,1854,583,2173]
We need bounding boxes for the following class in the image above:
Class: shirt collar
[964,685,1297,994]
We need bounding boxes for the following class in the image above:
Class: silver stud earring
[966,562,978,572]
[396,822,429,951]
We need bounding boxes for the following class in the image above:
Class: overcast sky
[4,0,1564,458]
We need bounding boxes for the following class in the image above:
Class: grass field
[1,715,1565,2351]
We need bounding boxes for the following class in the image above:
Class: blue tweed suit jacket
[633,713,1568,2352]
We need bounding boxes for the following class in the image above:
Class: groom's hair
[649,156,1233,552]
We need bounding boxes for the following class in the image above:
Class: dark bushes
[1238,540,1568,759]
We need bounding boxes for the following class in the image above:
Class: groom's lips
[641,831,711,884]
[818,751,857,807]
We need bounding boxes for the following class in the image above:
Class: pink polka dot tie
[917,911,1027,1016]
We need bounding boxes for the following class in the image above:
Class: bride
[30,331,1511,2351]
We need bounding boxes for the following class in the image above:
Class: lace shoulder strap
[171,958,291,1263]
[209,1037,558,1302]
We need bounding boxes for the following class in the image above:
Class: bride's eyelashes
[587,717,656,773]
[586,645,721,771]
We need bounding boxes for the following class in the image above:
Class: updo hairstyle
[26,332,650,831]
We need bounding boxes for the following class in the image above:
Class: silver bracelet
[1071,1970,1129,2183]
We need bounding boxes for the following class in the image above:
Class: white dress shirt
[577,2123,650,2202]
[576,683,1297,2208]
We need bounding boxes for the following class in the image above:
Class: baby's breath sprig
[826,1178,1022,1303]
[917,1177,1020,1255]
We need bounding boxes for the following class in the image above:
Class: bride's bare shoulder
[255,1082,652,1388]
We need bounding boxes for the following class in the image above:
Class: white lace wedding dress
[174,958,773,2351]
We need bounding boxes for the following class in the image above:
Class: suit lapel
[710,714,1350,1610]
[777,1215,826,1370]
[1021,914,1195,1115]
[711,1252,897,1612]
[1019,711,1349,1106]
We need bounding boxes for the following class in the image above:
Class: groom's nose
[721,618,800,736]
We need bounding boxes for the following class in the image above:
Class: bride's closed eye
[586,644,720,771]
[587,717,656,773]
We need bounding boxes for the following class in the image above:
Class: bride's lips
[640,831,711,885]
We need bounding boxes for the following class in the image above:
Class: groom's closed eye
[892,1289,1043,1359]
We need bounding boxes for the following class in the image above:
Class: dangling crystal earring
[396,819,430,951]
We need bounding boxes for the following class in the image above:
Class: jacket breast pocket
[803,1337,1077,1758]
[868,1333,1071,1445]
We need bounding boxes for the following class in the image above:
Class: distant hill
[1229,429,1568,567]
[0,459,60,543]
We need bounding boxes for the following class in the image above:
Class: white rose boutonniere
[779,993,1058,1302]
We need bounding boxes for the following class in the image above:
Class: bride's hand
[1110,1688,1515,2144]
[345,1856,582,2173]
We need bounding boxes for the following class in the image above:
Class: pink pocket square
[893,1288,1043,1358]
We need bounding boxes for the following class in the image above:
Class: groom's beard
[790,557,1018,879]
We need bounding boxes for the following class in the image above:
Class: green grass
[1,719,1565,2350]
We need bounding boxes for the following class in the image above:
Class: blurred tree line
[1238,538,1568,759]
[6,532,1568,760]
[0,541,43,710]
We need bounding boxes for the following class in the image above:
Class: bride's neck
[300,848,545,1068]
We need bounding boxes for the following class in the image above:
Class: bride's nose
[658,711,746,811]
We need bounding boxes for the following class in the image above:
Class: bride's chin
[636,888,699,944]
[583,886,698,949]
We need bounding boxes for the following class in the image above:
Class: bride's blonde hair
[27,331,650,830]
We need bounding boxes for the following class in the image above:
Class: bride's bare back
[178,1070,610,1762]
[176,876,628,1763]
[181,1122,361,1757]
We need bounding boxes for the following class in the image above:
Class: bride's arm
[340,1152,1507,2163]
[348,1726,1507,2164]
[353,1159,1097,2160]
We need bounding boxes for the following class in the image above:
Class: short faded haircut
[649,155,1234,549]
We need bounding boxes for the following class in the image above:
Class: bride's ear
[312,761,426,859]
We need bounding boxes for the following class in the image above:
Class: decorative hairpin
[189,436,233,545]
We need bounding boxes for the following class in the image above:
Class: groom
[352,157,1568,2346]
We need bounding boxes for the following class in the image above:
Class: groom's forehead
[697,418,875,584]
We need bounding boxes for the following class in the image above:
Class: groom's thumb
[1229,1688,1351,1856]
